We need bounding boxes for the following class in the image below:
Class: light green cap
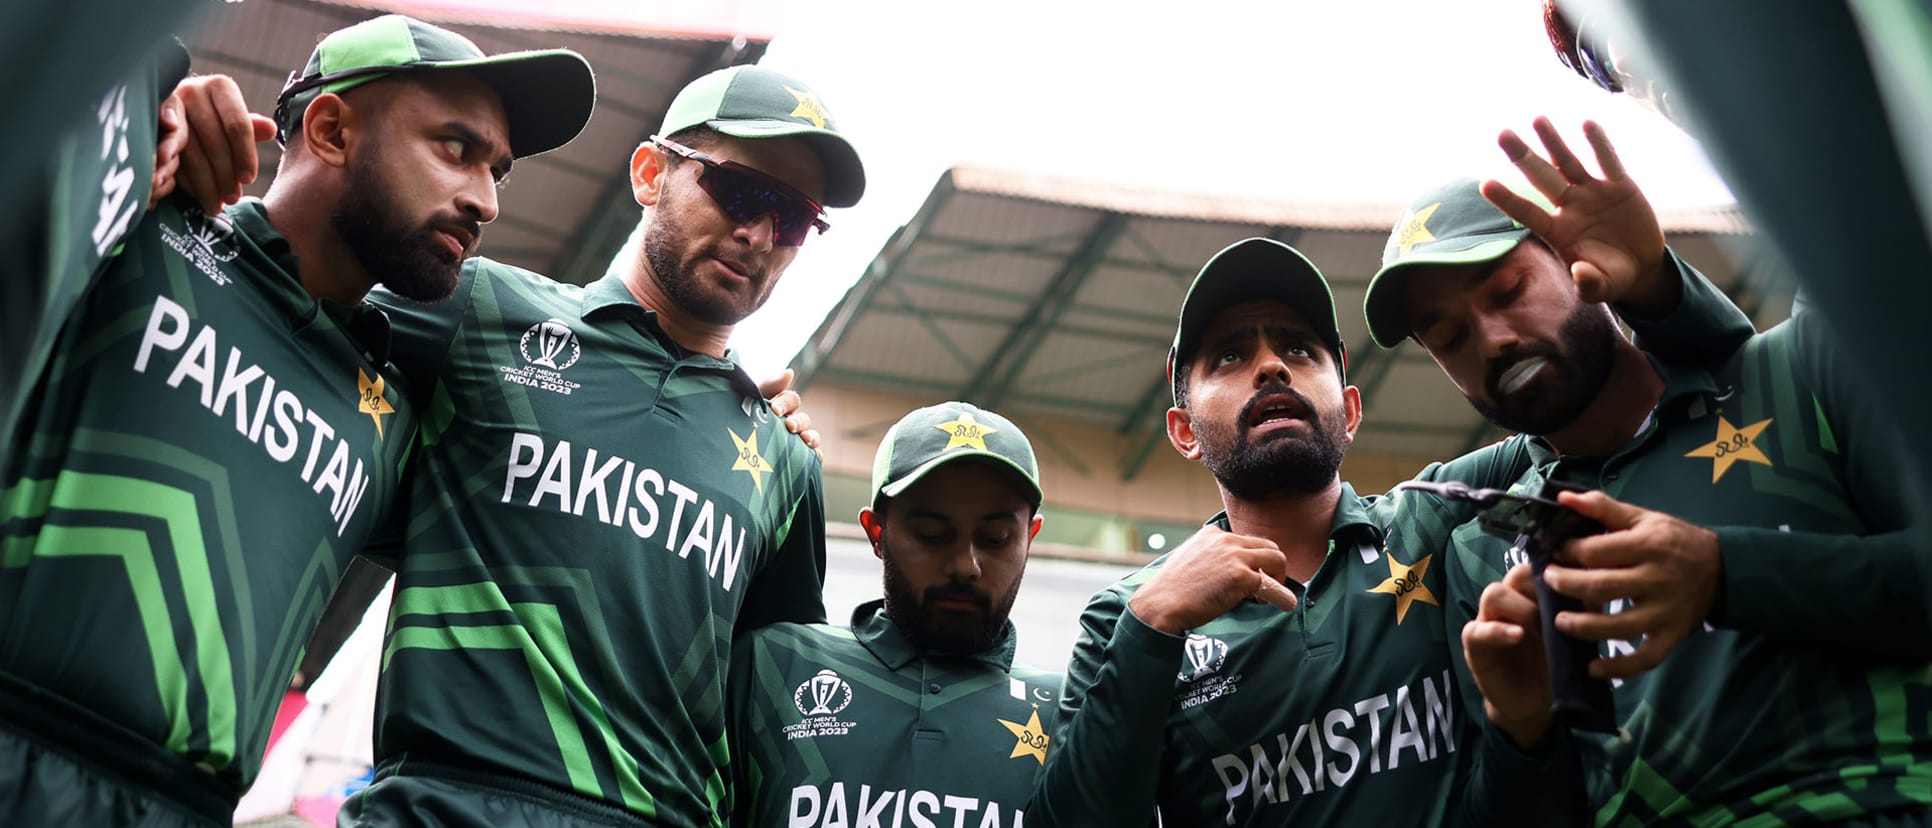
[1363,178,1555,347]
[870,402,1041,510]
[659,65,866,208]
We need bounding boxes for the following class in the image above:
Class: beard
[642,192,778,326]
[331,152,474,303]
[1469,302,1619,435]
[881,544,1023,657]
[1193,383,1349,501]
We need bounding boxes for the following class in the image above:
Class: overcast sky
[456,0,1738,380]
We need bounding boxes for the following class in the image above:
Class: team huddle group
[1,11,1925,828]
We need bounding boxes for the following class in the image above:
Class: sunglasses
[651,135,830,247]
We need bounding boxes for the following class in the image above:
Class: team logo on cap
[785,86,829,128]
[357,368,394,439]
[935,412,995,452]
[1390,202,1442,258]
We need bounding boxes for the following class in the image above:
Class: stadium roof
[182,0,768,285]
[792,164,1790,479]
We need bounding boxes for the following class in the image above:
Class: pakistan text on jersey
[500,432,751,591]
[136,295,374,537]
[788,784,1024,828]
[1211,670,1461,825]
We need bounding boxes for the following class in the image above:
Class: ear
[1340,384,1364,443]
[630,143,668,207]
[1027,514,1043,541]
[858,507,885,560]
[299,94,355,169]
[1166,406,1202,461]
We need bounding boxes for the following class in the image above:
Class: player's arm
[736,468,829,629]
[1022,585,1165,828]
[1484,117,1755,366]
[1444,549,1592,828]
[1693,309,1930,655]
[724,630,778,827]
[152,73,276,215]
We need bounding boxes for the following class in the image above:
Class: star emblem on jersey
[1367,553,1439,624]
[785,85,830,128]
[935,412,996,452]
[1393,202,1441,256]
[1684,414,1774,483]
[729,427,772,495]
[997,706,1050,765]
[357,368,393,439]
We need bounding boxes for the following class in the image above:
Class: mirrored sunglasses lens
[697,165,817,246]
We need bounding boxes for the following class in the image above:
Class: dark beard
[1470,302,1619,435]
[1194,383,1348,501]
[642,199,774,326]
[881,544,1023,657]
[331,153,472,303]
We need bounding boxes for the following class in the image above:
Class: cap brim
[1173,239,1345,400]
[439,50,596,159]
[876,451,1043,509]
[1363,231,1527,348]
[711,119,865,208]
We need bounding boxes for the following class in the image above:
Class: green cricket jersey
[361,261,829,825]
[1028,470,1544,828]
[0,197,414,810]
[2,42,187,446]
[1448,307,1929,826]
[1028,256,1757,827]
[729,600,1061,828]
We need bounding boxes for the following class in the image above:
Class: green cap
[1167,238,1347,405]
[275,15,595,159]
[1362,178,1553,348]
[659,65,866,208]
[870,402,1041,511]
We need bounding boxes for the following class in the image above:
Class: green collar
[1523,352,1725,468]
[1203,481,1380,546]
[578,274,760,398]
[850,599,1017,673]
[227,199,392,365]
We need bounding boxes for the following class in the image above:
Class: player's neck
[620,250,732,359]
[1220,478,1342,584]
[1542,338,1664,457]
[261,184,375,306]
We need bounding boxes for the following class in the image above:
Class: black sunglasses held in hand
[651,135,830,247]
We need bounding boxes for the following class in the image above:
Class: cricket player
[728,402,1059,828]
[0,14,594,827]
[1370,122,1932,825]
[338,64,867,826]
[1027,178,1759,823]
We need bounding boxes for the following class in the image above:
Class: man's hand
[1127,526,1289,635]
[1464,564,1556,751]
[757,369,821,457]
[1480,117,1676,317]
[1544,489,1722,680]
[155,75,275,215]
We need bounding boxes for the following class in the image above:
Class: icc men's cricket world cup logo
[518,318,581,371]
[794,669,854,717]
[1178,634,1229,683]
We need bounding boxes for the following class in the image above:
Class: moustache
[922,583,991,611]
[1239,383,1315,428]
